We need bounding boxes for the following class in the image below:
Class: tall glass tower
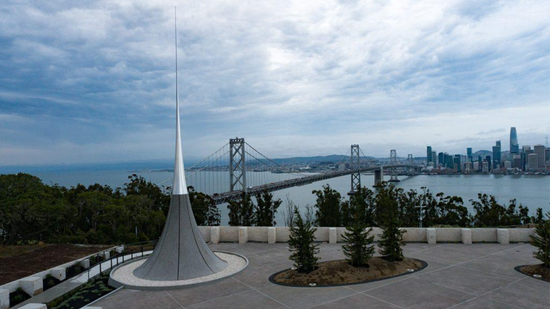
[510,127,519,153]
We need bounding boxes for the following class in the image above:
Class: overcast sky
[1,0,549,166]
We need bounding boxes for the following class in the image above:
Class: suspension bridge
[159,138,421,204]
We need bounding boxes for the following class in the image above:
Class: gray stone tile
[309,292,400,309]
[187,290,288,309]
[94,289,181,309]
[166,278,251,306]
[483,277,550,309]
[347,274,413,292]
[416,265,516,296]
[458,254,531,280]
[233,263,287,289]
[92,243,549,309]
[406,246,481,265]
[258,284,356,309]
[450,297,522,309]
[364,276,474,309]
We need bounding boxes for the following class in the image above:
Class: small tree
[530,211,550,268]
[377,183,405,261]
[254,191,282,226]
[342,225,375,267]
[288,207,319,272]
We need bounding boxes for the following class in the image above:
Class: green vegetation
[377,184,405,261]
[48,274,114,309]
[0,173,221,246]
[342,225,375,267]
[530,211,550,268]
[227,191,282,226]
[311,183,540,228]
[471,194,532,227]
[10,288,30,307]
[254,191,282,226]
[342,190,376,267]
[288,207,319,273]
[227,192,255,226]
[188,186,220,226]
[312,185,344,227]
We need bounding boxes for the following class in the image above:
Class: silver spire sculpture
[133,8,228,281]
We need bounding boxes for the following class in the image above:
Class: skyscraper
[492,140,501,170]
[534,145,546,170]
[528,153,539,170]
[467,147,472,160]
[427,146,432,165]
[510,127,519,153]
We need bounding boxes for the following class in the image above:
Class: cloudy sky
[1,0,549,166]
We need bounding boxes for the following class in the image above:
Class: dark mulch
[270,257,426,287]
[43,276,62,291]
[9,289,31,307]
[516,264,550,282]
[0,244,109,285]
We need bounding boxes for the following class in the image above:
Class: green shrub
[530,211,550,268]
[13,294,23,303]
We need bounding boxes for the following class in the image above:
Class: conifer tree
[377,183,405,261]
[342,225,375,267]
[530,211,550,268]
[288,207,319,272]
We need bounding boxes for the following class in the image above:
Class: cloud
[0,0,549,166]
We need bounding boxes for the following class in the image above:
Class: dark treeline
[307,183,543,228]
[0,174,546,246]
[0,173,221,246]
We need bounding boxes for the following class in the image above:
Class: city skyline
[1,1,550,166]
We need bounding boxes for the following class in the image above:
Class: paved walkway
[94,243,549,309]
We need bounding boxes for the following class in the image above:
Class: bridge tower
[389,149,400,182]
[229,137,246,192]
[407,154,414,175]
[348,144,361,195]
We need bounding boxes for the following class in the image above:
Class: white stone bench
[50,267,66,281]
[20,277,43,296]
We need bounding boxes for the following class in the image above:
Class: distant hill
[273,154,376,165]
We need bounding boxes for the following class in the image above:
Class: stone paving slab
[94,243,549,309]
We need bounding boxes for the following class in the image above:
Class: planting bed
[270,257,426,287]
[47,274,115,309]
[516,264,550,282]
[9,288,31,307]
[0,244,109,285]
[43,275,62,291]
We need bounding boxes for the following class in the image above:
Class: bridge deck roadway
[212,165,420,204]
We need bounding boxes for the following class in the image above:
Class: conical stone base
[133,194,227,281]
